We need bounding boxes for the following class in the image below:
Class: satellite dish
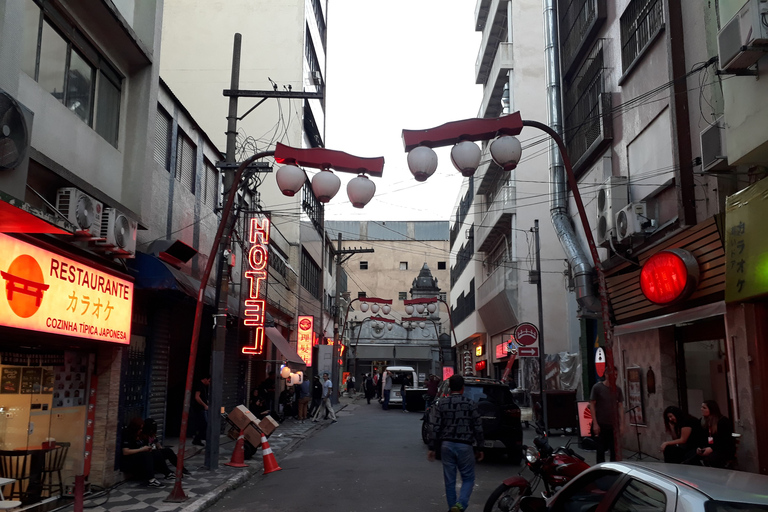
[0,91,30,170]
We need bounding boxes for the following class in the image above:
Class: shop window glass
[95,71,120,146]
[22,0,40,79]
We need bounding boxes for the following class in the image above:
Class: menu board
[20,368,43,394]
[626,366,645,425]
[1,367,21,394]
[42,369,54,393]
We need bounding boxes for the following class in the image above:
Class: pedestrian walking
[427,374,484,512]
[401,372,412,412]
[309,375,323,418]
[382,370,393,410]
[346,375,355,397]
[374,371,382,400]
[589,371,623,463]
[364,373,375,404]
[298,377,311,422]
[426,374,439,409]
[312,372,337,423]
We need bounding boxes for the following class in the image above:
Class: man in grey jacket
[427,374,484,512]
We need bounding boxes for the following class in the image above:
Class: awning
[0,198,69,234]
[265,326,304,365]
[354,345,434,360]
[129,252,241,314]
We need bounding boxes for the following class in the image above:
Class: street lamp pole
[402,112,621,458]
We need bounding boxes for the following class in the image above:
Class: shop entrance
[675,317,730,417]
[0,351,90,504]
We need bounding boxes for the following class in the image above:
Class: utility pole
[205,33,243,470]
[332,233,373,405]
[531,219,549,432]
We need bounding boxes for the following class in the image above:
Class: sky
[323,1,483,222]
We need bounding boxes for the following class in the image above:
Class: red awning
[0,200,69,234]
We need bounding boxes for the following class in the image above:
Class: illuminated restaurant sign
[242,217,270,355]
[0,233,132,343]
[297,315,313,366]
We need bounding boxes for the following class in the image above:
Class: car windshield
[705,502,768,512]
[463,384,515,405]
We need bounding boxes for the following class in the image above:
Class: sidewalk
[65,399,350,512]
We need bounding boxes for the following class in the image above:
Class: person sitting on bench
[120,418,163,487]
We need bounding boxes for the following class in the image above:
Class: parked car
[383,366,421,405]
[519,462,768,512]
[422,376,523,463]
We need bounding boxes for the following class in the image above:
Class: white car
[382,366,418,405]
[519,462,768,512]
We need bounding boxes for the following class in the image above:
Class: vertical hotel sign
[242,217,270,354]
[0,233,132,343]
[297,315,313,366]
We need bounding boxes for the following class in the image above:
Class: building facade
[0,0,162,495]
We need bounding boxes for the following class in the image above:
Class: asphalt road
[207,400,534,512]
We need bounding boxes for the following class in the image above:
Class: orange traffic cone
[225,430,249,468]
[260,434,282,474]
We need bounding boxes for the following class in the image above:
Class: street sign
[514,322,539,346]
[595,347,606,377]
[518,346,539,357]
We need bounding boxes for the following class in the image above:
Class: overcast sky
[323,1,483,222]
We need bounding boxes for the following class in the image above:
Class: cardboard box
[228,405,259,431]
[243,423,263,448]
[258,415,279,436]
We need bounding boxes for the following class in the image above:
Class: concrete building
[160,0,330,383]
[326,221,452,380]
[0,0,162,494]
[448,1,581,386]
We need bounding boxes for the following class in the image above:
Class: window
[23,0,122,146]
[551,470,621,512]
[437,261,447,270]
[609,479,666,512]
[399,262,408,271]
[620,0,664,75]
[359,261,368,270]
[202,158,219,209]
[175,131,196,194]
[300,249,321,299]
[358,291,367,299]
[398,292,407,300]
[154,107,172,170]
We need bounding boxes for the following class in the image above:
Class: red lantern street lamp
[640,249,700,305]
[402,112,620,452]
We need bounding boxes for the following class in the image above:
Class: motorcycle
[483,425,589,512]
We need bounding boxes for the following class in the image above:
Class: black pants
[594,423,616,463]
[152,447,176,475]
[192,409,207,443]
[664,444,698,464]
[122,452,154,483]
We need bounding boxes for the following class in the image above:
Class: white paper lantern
[405,305,414,315]
[381,304,391,315]
[360,302,369,312]
[416,304,425,314]
[489,135,522,171]
[427,303,437,314]
[280,366,291,379]
[407,146,438,182]
[450,141,482,177]
[276,164,306,196]
[418,322,426,329]
[311,169,341,203]
[371,303,380,314]
[347,174,376,208]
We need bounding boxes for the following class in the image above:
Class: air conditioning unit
[100,208,138,256]
[56,188,103,236]
[596,176,628,246]
[700,117,729,172]
[616,202,648,242]
[718,0,768,71]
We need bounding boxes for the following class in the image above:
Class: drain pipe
[542,0,601,315]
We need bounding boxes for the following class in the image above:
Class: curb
[178,402,348,512]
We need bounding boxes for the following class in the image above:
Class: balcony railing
[558,0,606,80]
[478,42,514,117]
[476,183,516,253]
[477,259,519,335]
[475,0,507,85]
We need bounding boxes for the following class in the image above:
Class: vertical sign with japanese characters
[297,315,313,366]
[242,217,270,354]
[0,233,132,343]
[725,177,768,302]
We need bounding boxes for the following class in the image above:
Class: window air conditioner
[717,0,768,71]
[100,208,138,256]
[700,117,730,172]
[596,176,628,247]
[55,187,103,236]
[615,202,648,242]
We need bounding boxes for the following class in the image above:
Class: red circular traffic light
[640,249,699,305]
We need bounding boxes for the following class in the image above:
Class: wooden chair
[0,452,31,503]
[41,443,70,498]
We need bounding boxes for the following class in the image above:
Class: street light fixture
[167,142,384,502]
[401,112,620,455]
